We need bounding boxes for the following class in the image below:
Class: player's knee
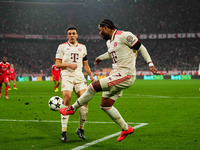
[62,92,71,101]
[91,81,102,92]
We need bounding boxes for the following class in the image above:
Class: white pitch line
[123,94,200,99]
[71,123,148,150]
[0,119,147,125]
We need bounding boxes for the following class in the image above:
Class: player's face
[2,57,7,63]
[98,26,111,41]
[67,29,78,44]
[11,64,14,68]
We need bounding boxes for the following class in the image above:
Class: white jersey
[106,30,138,75]
[56,42,87,77]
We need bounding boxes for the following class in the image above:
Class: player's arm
[55,59,77,70]
[133,43,157,74]
[95,52,112,64]
[83,56,95,82]
[124,32,157,74]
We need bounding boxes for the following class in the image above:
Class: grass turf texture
[0,79,199,150]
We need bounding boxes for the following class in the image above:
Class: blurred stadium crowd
[0,0,199,75]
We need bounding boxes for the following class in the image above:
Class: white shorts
[61,75,87,93]
[100,70,136,100]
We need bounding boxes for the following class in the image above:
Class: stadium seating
[0,0,199,75]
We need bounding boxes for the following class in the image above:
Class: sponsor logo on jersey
[114,42,117,47]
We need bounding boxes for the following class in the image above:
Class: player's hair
[99,19,117,29]
[66,27,78,34]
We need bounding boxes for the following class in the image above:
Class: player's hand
[150,66,157,74]
[90,76,95,82]
[69,64,77,70]
[94,58,102,64]
[0,73,2,76]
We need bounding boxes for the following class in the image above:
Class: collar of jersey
[67,42,78,47]
[111,29,118,41]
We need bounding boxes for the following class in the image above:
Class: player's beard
[101,31,110,41]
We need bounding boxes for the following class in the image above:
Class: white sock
[79,106,88,129]
[72,84,96,111]
[61,106,69,132]
[101,106,128,130]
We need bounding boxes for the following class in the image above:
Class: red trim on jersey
[116,30,123,35]
[108,75,132,87]
[131,39,139,47]
[67,42,71,46]
[56,58,62,60]
[112,30,118,40]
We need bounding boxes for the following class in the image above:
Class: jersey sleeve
[122,32,139,49]
[83,45,87,58]
[55,45,63,60]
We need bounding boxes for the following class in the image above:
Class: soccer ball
[48,96,64,111]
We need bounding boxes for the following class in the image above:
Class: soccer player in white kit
[55,27,95,142]
[59,19,157,141]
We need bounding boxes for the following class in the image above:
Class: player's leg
[53,80,58,92]
[13,79,18,90]
[56,77,60,91]
[100,97,129,130]
[100,75,136,141]
[8,80,11,90]
[60,76,74,142]
[76,89,88,140]
[4,82,9,99]
[59,79,107,115]
[100,97,133,141]
[3,77,9,99]
[61,90,71,142]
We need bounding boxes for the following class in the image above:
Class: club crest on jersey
[78,48,82,51]
[114,42,117,47]
[127,35,136,44]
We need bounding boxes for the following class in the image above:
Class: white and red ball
[48,96,64,111]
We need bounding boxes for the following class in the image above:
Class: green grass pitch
[0,79,199,150]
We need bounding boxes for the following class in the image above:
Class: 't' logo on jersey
[71,53,79,62]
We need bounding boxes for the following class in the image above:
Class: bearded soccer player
[51,64,61,92]
[59,19,157,142]
[8,64,18,90]
[55,27,95,142]
[0,57,11,99]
